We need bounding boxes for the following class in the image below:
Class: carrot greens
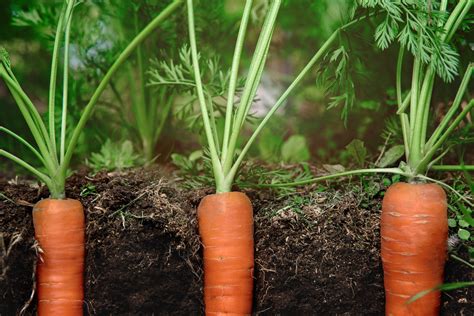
[185,0,372,193]
[257,0,473,189]
[0,0,184,198]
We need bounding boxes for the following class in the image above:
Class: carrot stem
[431,165,474,171]
[186,0,224,190]
[221,0,253,165]
[47,1,70,159]
[60,2,75,163]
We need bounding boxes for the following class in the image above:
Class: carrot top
[0,0,184,198]
[185,0,371,193]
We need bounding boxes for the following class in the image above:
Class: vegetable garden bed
[1,167,471,315]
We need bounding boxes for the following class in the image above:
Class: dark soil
[0,168,472,315]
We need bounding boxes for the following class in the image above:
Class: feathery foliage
[359,0,461,82]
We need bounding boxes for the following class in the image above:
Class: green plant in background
[87,139,142,172]
[280,135,311,163]
[171,149,216,189]
[447,172,474,263]
[449,199,473,243]
[345,139,367,167]
[258,129,311,164]
[112,1,178,164]
[81,0,236,165]
[249,1,397,164]
[0,0,184,198]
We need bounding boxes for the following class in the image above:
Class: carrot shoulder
[381,182,447,315]
[33,199,85,316]
[198,192,254,315]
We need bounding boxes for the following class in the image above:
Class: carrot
[198,192,254,315]
[381,182,448,315]
[33,199,85,316]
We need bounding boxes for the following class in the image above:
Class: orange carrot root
[381,182,447,315]
[33,199,85,316]
[198,192,254,315]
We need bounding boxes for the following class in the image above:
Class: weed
[79,184,97,198]
[87,139,142,172]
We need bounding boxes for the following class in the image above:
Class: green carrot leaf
[360,0,460,82]
[281,135,311,163]
[375,15,398,50]
[377,145,405,168]
[345,139,367,167]
[458,228,471,240]
[447,218,457,228]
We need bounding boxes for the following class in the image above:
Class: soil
[0,167,472,315]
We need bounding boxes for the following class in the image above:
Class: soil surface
[0,167,472,315]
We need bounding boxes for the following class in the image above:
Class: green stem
[223,0,281,176]
[431,165,474,171]
[135,11,149,109]
[222,12,376,190]
[206,92,220,155]
[249,168,405,188]
[0,67,52,152]
[48,1,74,158]
[396,92,411,114]
[443,0,471,43]
[407,0,472,175]
[62,0,184,178]
[427,145,453,169]
[48,175,66,199]
[413,67,435,158]
[426,64,473,150]
[133,10,150,141]
[226,29,341,188]
[187,0,224,190]
[418,99,474,173]
[396,47,404,109]
[60,3,74,163]
[221,0,253,164]
[440,0,449,14]
[396,46,411,158]
[247,167,474,207]
[420,79,433,145]
[0,149,51,186]
[0,74,57,172]
[408,55,423,169]
[127,63,146,139]
[0,126,47,167]
[0,61,53,158]
[131,12,154,156]
[240,26,274,130]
